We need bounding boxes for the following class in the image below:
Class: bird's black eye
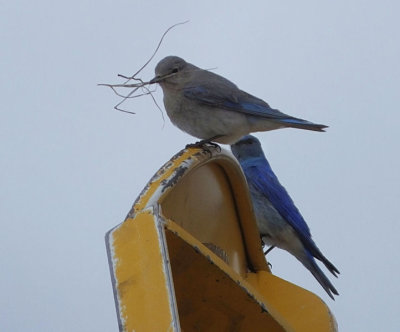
[172,68,179,74]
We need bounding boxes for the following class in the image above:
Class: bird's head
[230,135,265,162]
[150,56,192,87]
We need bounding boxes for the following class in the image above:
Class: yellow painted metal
[161,162,249,276]
[106,211,179,331]
[106,146,338,331]
[246,272,338,332]
[164,223,284,331]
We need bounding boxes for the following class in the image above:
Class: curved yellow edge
[246,272,338,332]
[131,148,200,213]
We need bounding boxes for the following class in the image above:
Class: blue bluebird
[150,56,327,145]
[231,135,339,299]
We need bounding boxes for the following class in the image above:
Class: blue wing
[183,85,291,119]
[243,158,314,246]
[183,85,324,130]
[243,158,340,277]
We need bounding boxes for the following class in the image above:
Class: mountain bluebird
[231,135,339,299]
[150,56,327,144]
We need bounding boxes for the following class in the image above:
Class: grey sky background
[1,1,399,331]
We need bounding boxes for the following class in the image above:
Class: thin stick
[99,21,189,125]
[121,20,189,84]
[98,83,147,89]
[142,85,165,125]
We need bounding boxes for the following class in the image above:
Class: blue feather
[242,158,313,244]
[184,85,298,120]
[231,135,339,298]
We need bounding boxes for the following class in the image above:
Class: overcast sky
[1,1,399,331]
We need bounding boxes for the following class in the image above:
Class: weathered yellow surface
[165,220,337,332]
[106,146,338,331]
[247,272,338,332]
[165,225,285,331]
[132,149,197,213]
[162,162,249,276]
[107,212,178,332]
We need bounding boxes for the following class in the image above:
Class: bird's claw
[185,139,221,154]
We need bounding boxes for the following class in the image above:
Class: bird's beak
[149,76,161,84]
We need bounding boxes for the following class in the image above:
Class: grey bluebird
[150,56,327,144]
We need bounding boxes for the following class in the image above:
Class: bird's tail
[297,250,339,300]
[275,118,328,132]
[314,249,340,278]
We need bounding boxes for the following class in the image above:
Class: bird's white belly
[250,186,305,252]
[164,94,251,144]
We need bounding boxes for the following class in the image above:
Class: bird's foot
[185,136,223,153]
[262,244,274,270]
[185,140,220,150]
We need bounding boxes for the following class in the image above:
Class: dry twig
[98,21,189,121]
